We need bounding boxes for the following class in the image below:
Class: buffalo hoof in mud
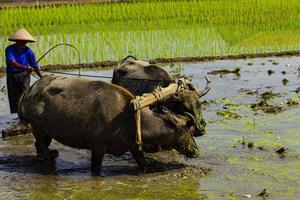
[36,150,59,162]
[91,170,101,176]
[193,127,206,137]
[138,165,147,173]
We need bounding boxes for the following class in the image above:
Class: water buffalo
[112,56,211,136]
[18,75,199,175]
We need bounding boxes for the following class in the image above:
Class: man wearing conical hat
[5,28,42,114]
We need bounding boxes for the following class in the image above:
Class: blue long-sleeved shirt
[5,44,39,74]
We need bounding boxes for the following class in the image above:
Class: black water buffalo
[112,56,211,136]
[18,75,199,175]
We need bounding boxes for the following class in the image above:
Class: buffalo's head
[155,77,211,137]
[112,57,172,96]
[174,128,200,158]
[162,108,200,158]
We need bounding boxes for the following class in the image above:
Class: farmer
[5,28,42,114]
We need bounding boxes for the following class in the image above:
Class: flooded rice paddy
[0,56,299,199]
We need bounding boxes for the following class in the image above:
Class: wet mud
[1,55,300,199]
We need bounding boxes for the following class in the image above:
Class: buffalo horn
[184,112,196,124]
[198,76,212,98]
[122,55,138,62]
[116,55,138,70]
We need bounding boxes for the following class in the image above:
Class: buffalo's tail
[18,91,28,124]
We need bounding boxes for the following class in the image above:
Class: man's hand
[25,66,33,73]
[34,68,43,78]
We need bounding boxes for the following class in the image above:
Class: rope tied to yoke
[131,78,190,150]
[131,78,188,111]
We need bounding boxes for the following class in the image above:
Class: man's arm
[11,61,32,72]
[28,48,42,78]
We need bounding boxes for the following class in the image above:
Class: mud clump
[207,67,240,77]
[136,151,211,180]
[217,110,241,120]
[258,188,269,198]
[201,100,214,106]
[239,88,258,95]
[286,99,299,106]
[249,90,287,114]
[247,141,254,149]
[251,101,285,114]
[276,147,286,154]
[238,137,255,149]
[257,146,266,151]
[260,91,280,101]
[267,69,275,76]
[105,150,210,180]
[282,78,289,85]
[294,87,300,93]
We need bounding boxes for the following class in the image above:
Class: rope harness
[131,78,190,150]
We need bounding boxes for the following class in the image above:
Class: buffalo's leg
[130,147,146,172]
[31,125,58,161]
[91,149,105,176]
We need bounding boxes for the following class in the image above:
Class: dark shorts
[6,72,30,114]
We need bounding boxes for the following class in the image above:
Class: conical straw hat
[8,28,36,42]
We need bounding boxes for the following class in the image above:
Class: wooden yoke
[131,78,190,150]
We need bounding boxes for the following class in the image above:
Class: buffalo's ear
[162,107,188,128]
[116,68,128,77]
[187,83,197,91]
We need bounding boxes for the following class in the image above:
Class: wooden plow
[1,124,31,138]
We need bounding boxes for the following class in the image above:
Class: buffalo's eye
[197,101,202,108]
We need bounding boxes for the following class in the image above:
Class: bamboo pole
[131,78,188,111]
[135,109,142,151]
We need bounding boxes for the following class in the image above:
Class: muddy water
[0,56,300,199]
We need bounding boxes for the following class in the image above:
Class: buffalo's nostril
[194,127,205,137]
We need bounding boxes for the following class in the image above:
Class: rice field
[0,0,300,66]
